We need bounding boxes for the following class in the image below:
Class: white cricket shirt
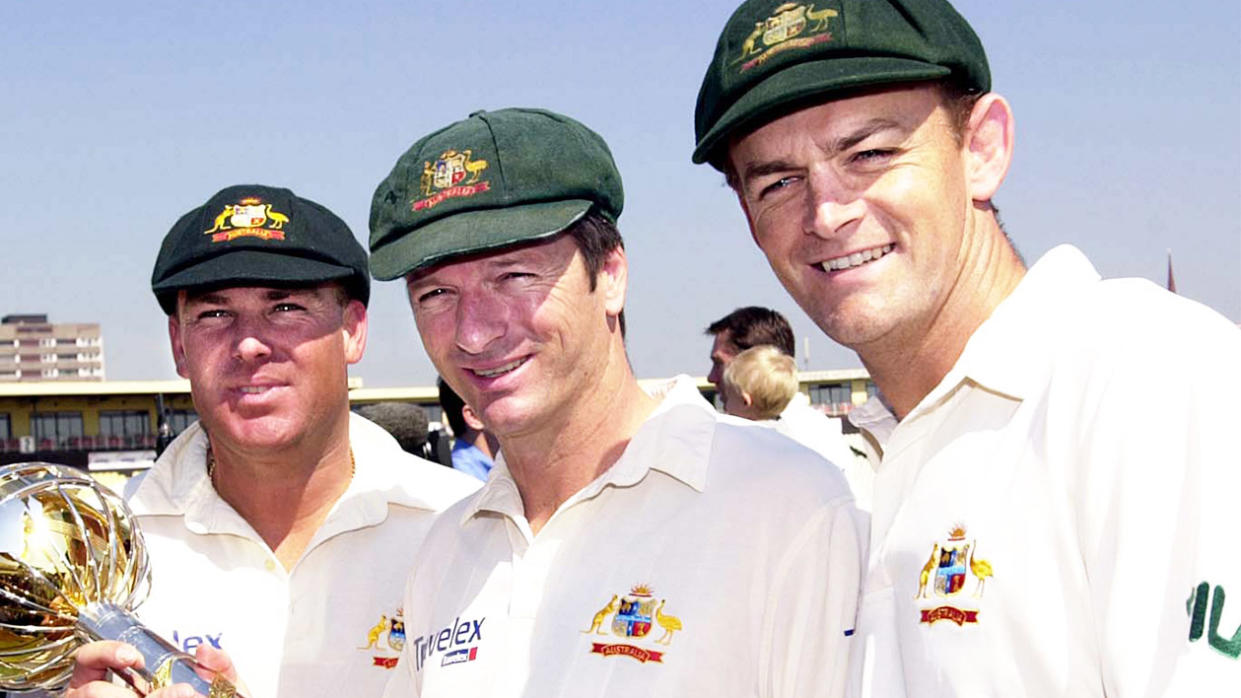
[777,393,874,512]
[384,376,865,698]
[847,246,1241,696]
[128,412,480,698]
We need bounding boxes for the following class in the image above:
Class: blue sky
[3,1,1238,387]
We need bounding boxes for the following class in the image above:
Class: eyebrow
[739,117,907,187]
[832,118,905,153]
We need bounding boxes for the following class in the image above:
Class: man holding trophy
[59,185,478,698]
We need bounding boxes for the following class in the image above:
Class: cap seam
[475,111,509,205]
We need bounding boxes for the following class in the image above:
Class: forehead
[180,284,330,305]
[407,234,577,284]
[728,83,945,161]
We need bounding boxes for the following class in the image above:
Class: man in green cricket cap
[65,185,478,698]
[694,1,1241,695]
[370,108,864,698]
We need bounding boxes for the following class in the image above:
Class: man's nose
[232,316,273,362]
[455,290,507,355]
[803,169,865,240]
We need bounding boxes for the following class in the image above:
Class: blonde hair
[722,345,799,420]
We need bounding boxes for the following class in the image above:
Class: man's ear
[742,391,754,408]
[461,403,486,432]
[342,299,368,365]
[168,314,190,379]
[964,93,1015,203]
[598,245,629,320]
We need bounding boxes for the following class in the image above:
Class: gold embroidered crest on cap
[914,524,994,627]
[581,584,683,664]
[203,197,290,243]
[735,3,838,72]
[412,149,490,212]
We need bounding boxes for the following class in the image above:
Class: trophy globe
[0,462,238,696]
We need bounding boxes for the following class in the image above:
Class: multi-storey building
[0,314,105,382]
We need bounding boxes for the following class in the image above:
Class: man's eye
[273,303,304,312]
[759,176,798,199]
[851,149,895,164]
[196,309,229,321]
[416,288,448,304]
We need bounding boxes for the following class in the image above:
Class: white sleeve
[1078,319,1241,694]
[759,497,866,698]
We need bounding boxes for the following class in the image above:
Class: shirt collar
[462,375,717,524]
[955,245,1099,400]
[130,412,440,537]
[899,244,1101,424]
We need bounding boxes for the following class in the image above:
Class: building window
[809,383,852,406]
[41,368,59,378]
[0,413,10,440]
[99,410,151,438]
[31,411,84,448]
[866,381,879,398]
[166,409,198,435]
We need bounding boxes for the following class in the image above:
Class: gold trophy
[0,462,239,696]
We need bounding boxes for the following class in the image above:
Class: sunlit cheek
[413,315,453,359]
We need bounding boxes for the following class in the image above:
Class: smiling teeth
[822,244,894,272]
[474,358,526,378]
[240,386,270,394]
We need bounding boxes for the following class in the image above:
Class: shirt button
[264,559,276,572]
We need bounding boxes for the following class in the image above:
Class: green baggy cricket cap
[368,108,624,280]
[151,184,370,315]
[693,0,990,168]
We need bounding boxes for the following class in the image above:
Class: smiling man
[694,0,1241,695]
[66,185,478,698]
[368,108,864,698]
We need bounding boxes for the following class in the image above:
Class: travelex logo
[413,616,485,671]
[170,629,223,653]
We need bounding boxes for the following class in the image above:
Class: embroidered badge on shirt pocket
[581,584,682,663]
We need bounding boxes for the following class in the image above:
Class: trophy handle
[77,603,241,698]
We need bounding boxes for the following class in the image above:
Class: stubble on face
[171,285,358,453]
[728,85,975,358]
[407,236,618,442]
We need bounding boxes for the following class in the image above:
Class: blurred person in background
[436,378,498,482]
[720,345,798,422]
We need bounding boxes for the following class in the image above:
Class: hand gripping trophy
[0,462,239,697]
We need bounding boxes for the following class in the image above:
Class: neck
[207,411,353,570]
[500,356,657,535]
[859,216,1026,420]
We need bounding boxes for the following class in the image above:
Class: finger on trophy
[190,645,244,689]
[69,640,145,687]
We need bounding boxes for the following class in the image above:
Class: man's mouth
[238,385,276,395]
[820,244,894,272]
[472,357,528,378]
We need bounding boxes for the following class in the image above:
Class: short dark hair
[706,306,795,357]
[938,79,984,146]
[437,377,470,438]
[566,210,627,336]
